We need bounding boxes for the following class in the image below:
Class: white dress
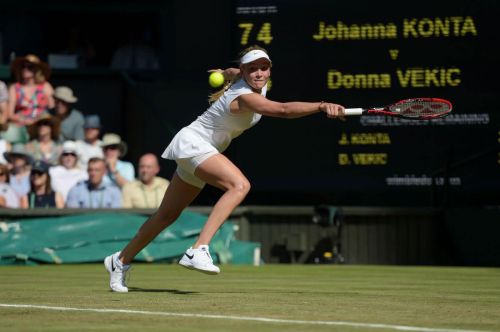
[162,79,267,160]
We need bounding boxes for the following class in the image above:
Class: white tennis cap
[240,50,271,64]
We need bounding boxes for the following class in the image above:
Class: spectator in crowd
[122,153,169,208]
[0,164,20,208]
[75,114,103,169]
[52,86,84,141]
[66,157,121,208]
[0,81,12,163]
[24,114,62,166]
[4,144,33,198]
[101,133,134,188]
[49,140,88,201]
[0,80,9,132]
[5,54,55,144]
[20,160,64,208]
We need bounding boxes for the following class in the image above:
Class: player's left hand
[208,68,240,81]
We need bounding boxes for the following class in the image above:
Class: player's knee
[230,178,251,197]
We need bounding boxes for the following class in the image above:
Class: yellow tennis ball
[209,72,225,88]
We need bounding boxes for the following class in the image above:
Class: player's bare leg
[105,173,201,292]
[178,153,250,274]
[120,173,202,264]
[194,153,250,246]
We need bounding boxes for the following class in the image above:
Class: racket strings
[391,100,451,118]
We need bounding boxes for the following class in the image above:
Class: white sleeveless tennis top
[162,79,267,159]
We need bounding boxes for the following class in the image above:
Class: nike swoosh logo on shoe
[111,258,116,272]
[185,253,194,260]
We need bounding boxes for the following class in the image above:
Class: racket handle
[344,108,364,116]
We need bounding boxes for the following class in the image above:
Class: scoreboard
[230,0,499,206]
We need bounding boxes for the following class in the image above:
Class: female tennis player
[105,45,345,292]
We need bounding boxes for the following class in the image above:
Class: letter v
[389,49,399,60]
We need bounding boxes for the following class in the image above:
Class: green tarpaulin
[0,211,260,265]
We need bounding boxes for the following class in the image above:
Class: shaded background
[0,0,498,207]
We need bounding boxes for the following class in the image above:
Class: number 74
[238,22,273,45]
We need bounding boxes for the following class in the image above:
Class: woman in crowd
[24,114,62,166]
[20,160,64,208]
[0,80,10,135]
[3,145,33,199]
[6,54,54,144]
[53,86,85,142]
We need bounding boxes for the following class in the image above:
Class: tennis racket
[345,98,452,119]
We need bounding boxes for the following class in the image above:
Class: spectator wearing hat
[101,133,135,188]
[4,145,33,198]
[24,114,62,166]
[5,54,55,145]
[122,153,169,208]
[53,86,85,142]
[49,140,88,201]
[66,157,121,208]
[0,164,20,208]
[75,114,104,169]
[20,160,64,208]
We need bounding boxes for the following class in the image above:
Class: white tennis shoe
[179,245,220,275]
[104,251,130,293]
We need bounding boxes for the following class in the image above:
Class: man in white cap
[53,86,85,141]
[49,140,88,200]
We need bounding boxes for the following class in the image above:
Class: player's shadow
[128,287,198,295]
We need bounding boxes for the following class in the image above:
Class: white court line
[0,303,493,332]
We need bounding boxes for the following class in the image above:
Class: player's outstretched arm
[237,93,344,119]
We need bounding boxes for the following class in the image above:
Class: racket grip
[344,108,364,116]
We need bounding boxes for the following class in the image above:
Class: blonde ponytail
[208,80,232,104]
[208,45,269,104]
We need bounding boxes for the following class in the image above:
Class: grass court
[1,264,499,331]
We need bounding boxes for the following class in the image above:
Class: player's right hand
[320,102,345,119]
